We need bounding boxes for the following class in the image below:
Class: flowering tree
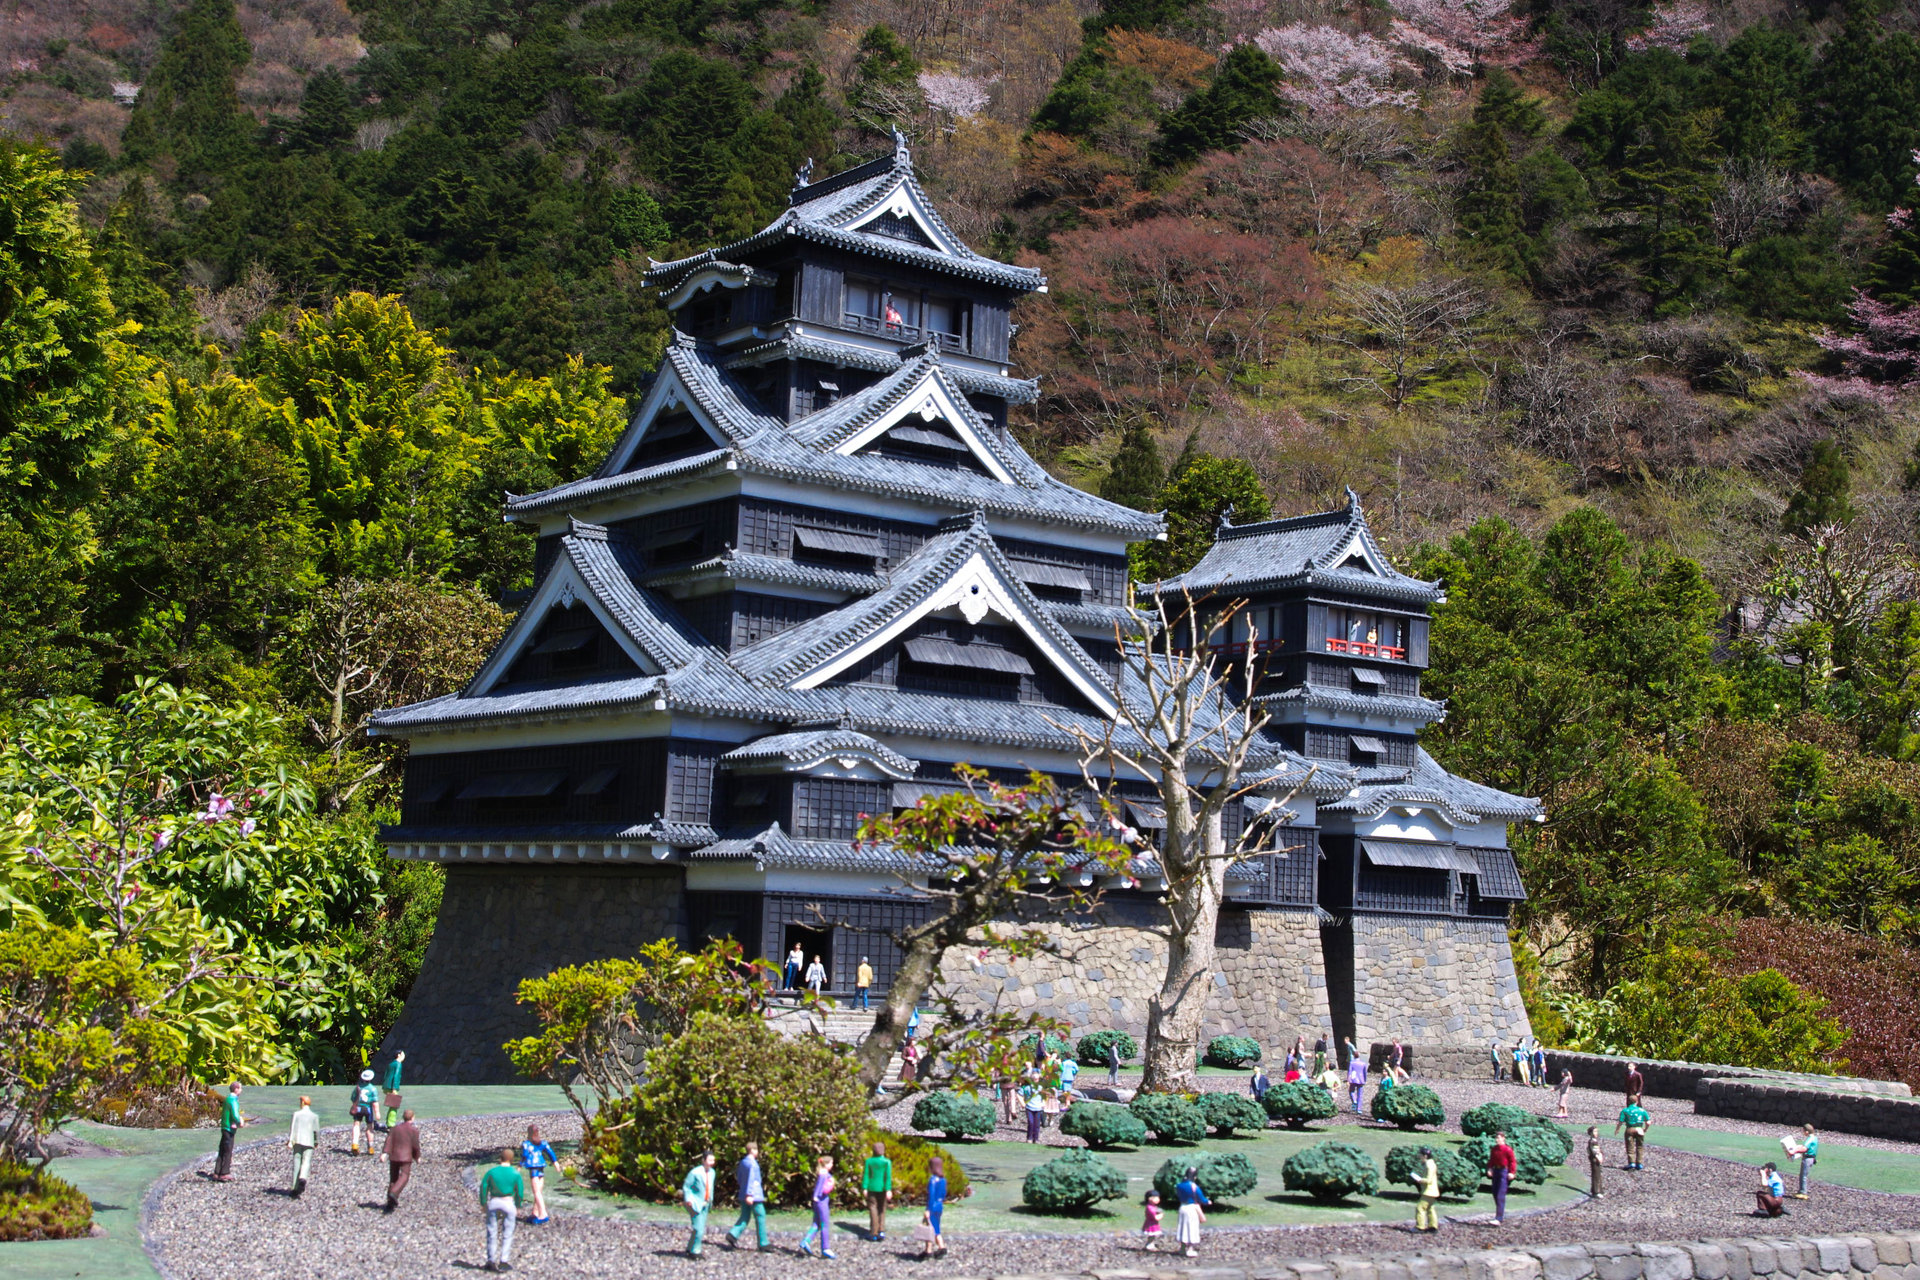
[1254,26,1414,114]
[1388,0,1539,73]
[1804,291,1920,401]
[918,71,994,129]
[1627,0,1713,52]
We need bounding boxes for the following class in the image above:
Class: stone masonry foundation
[1343,913,1532,1048]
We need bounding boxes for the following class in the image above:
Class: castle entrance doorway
[783,922,833,990]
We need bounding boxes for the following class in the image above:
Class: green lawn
[548,1121,1590,1235]
[0,1085,576,1280]
[1642,1127,1920,1196]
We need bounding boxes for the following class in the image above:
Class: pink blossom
[1254,25,1416,114]
[1801,289,1920,401]
[1892,208,1914,231]
[240,818,257,836]
[918,71,993,123]
[1388,0,1538,71]
[1627,0,1713,52]
[153,830,172,851]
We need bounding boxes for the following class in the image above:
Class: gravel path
[147,1091,1920,1280]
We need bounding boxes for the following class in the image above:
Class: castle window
[1325,608,1405,660]
[1350,666,1385,693]
[903,636,1034,676]
[1349,734,1387,765]
[793,524,883,569]
[1009,559,1090,603]
[626,411,710,470]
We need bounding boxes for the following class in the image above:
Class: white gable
[1327,531,1390,576]
[467,555,662,695]
[787,550,1118,717]
[845,177,969,257]
[833,370,1015,484]
[599,366,730,475]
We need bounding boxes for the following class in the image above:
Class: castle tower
[1146,494,1537,1068]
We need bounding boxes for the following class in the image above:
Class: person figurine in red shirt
[1487,1131,1517,1225]
[1624,1062,1644,1101]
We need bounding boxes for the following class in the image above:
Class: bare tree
[1329,274,1489,411]
[1711,159,1796,253]
[1058,597,1316,1094]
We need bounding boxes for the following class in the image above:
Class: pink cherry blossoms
[1253,25,1415,113]
[1627,0,1714,52]
[918,71,993,124]
[1803,291,1920,402]
[1389,0,1538,71]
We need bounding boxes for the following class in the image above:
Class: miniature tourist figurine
[856,956,873,1010]
[1251,1063,1273,1097]
[682,1150,717,1257]
[285,1095,318,1197]
[1346,1053,1368,1113]
[1756,1161,1787,1217]
[1492,1040,1506,1082]
[1488,1131,1516,1224]
[804,953,827,995]
[1023,1078,1045,1141]
[1790,1123,1817,1199]
[1174,1165,1210,1257]
[381,1049,405,1128]
[350,1070,379,1155]
[213,1082,244,1181]
[479,1148,528,1273]
[1140,1189,1164,1250]
[1624,1061,1644,1100]
[922,1154,948,1256]
[799,1155,837,1258]
[862,1139,894,1241]
[1415,1146,1441,1232]
[385,1108,421,1212]
[1313,1036,1328,1076]
[1615,1095,1651,1170]
[1058,1052,1080,1100]
[724,1140,770,1251]
[520,1123,557,1224]
[1587,1126,1604,1199]
[1555,1068,1574,1118]
[1531,1040,1547,1087]
[1106,1038,1123,1086]
[784,943,804,991]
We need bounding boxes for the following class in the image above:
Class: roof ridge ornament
[794,156,814,189]
[1217,503,1237,533]
[892,127,911,166]
[1345,485,1361,512]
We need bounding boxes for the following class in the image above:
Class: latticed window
[792,778,890,839]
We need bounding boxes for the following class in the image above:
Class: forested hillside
[4,0,1920,1083]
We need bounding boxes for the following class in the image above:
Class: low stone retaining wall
[944,1231,1920,1280]
[1697,1077,1920,1142]
[1372,1042,1496,1081]
[1542,1051,1910,1102]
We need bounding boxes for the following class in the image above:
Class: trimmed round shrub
[1076,1030,1139,1067]
[1060,1100,1147,1150]
[1384,1144,1480,1199]
[1152,1151,1260,1203]
[1129,1092,1207,1144]
[1281,1140,1380,1202]
[1203,1035,1263,1068]
[1371,1083,1446,1131]
[1198,1091,1268,1135]
[1521,1120,1574,1163]
[1018,1033,1074,1061]
[1460,1134,1547,1185]
[835,1131,971,1209]
[1262,1080,1337,1129]
[911,1091,997,1142]
[1022,1147,1128,1211]
[0,1161,91,1241]
[1510,1125,1570,1169]
[1459,1101,1536,1138]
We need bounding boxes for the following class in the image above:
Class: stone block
[1639,1245,1692,1280]
[1430,1253,1473,1280]
[1852,1243,1882,1274]
[1293,1261,1336,1280]
[1685,1245,1729,1280]
[1874,1267,1906,1280]
[1334,1258,1379,1280]
[1376,1258,1413,1280]
[1717,1241,1752,1280]
[1746,1243,1777,1276]
[1535,1246,1598,1280]
[1590,1251,1647,1280]
[1481,1252,1545,1280]
[1815,1240,1857,1275]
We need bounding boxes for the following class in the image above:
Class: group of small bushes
[1023,1147,1262,1212]
[1203,1035,1263,1068]
[0,1161,92,1241]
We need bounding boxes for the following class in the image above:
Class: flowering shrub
[1727,919,1920,1089]
[1253,26,1414,113]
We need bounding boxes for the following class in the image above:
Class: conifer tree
[1812,17,1920,210]
[1708,25,1811,170]
[1783,440,1855,537]
[1596,106,1723,312]
[850,26,922,132]
[121,0,255,177]
[1100,418,1165,511]
[289,68,353,154]
[1456,72,1536,277]
[1135,449,1270,579]
[1153,44,1285,167]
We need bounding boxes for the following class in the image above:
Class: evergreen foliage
[911,1091,998,1141]
[1782,440,1855,535]
[1076,1030,1139,1066]
[1384,1144,1480,1198]
[1060,1100,1149,1148]
[1370,1083,1446,1130]
[1021,1147,1129,1210]
[1129,1092,1207,1143]
[1153,45,1286,167]
[0,1160,93,1240]
[1098,420,1165,512]
[1262,1080,1338,1128]
[1197,1091,1269,1135]
[1458,1101,1540,1138]
[1460,1132,1548,1184]
[1152,1150,1259,1200]
[1281,1140,1379,1201]
[1202,1035,1263,1067]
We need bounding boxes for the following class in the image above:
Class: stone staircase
[762,1001,936,1088]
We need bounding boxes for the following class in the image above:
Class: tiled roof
[640,550,887,595]
[644,141,1045,294]
[562,524,707,671]
[722,728,919,778]
[1256,684,1446,722]
[724,335,1041,404]
[1319,747,1540,824]
[1151,491,1441,604]
[688,822,928,873]
[379,820,719,847]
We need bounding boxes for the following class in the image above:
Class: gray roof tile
[1319,747,1540,823]
[1151,492,1441,604]
[722,728,919,778]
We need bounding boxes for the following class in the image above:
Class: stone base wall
[935,903,1333,1053]
[381,864,687,1083]
[1541,1050,1911,1102]
[1346,915,1531,1047]
[1696,1076,1920,1140]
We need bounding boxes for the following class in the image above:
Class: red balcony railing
[1326,637,1405,659]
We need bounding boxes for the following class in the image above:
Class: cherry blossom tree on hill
[1803,292,1920,402]
[1254,25,1415,113]
[1627,0,1713,53]
[1389,0,1539,73]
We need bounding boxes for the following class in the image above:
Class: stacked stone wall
[1541,1050,1911,1102]
[1696,1077,1920,1140]
[1347,914,1531,1047]
[380,864,687,1083]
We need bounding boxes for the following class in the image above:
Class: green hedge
[1458,1101,1537,1138]
[1022,1147,1128,1211]
[1262,1080,1337,1128]
[1018,1034,1074,1061]
[0,1161,92,1241]
[1384,1144,1480,1198]
[1203,1035,1263,1067]
[1075,1030,1138,1067]
[1198,1091,1268,1135]
[1152,1151,1259,1202]
[1371,1083,1446,1130]
[1281,1140,1380,1202]
[1129,1092,1206,1143]
[911,1091,997,1141]
[1460,1133,1548,1185]
[1060,1100,1147,1149]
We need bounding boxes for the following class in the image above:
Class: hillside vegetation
[3,0,1920,1080]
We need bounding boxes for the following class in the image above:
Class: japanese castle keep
[371,138,1540,1081]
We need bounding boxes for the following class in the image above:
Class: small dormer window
[1350,734,1387,765]
[793,525,883,569]
[627,411,710,470]
[1351,666,1386,694]
[863,212,933,246]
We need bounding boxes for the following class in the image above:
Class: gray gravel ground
[146,1080,1920,1280]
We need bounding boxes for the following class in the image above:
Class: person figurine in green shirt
[213,1083,244,1181]
[381,1050,405,1129]
[285,1095,319,1197]
[1614,1095,1651,1170]
[479,1148,528,1272]
[1790,1124,1817,1199]
[682,1151,717,1257]
[862,1139,894,1241]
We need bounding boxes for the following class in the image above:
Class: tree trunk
[854,929,945,1098]
[1139,835,1228,1095]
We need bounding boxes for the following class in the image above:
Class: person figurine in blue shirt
[724,1141,770,1251]
[1756,1161,1787,1217]
[521,1123,558,1224]
[1173,1166,1210,1258]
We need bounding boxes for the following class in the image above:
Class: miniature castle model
[371,138,1537,1081]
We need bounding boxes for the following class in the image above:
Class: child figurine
[1141,1190,1164,1251]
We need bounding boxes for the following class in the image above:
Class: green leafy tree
[1782,439,1855,536]
[1262,1080,1337,1128]
[1152,1150,1257,1200]
[1060,1100,1148,1148]
[1099,418,1165,512]
[120,0,255,177]
[1153,44,1286,167]
[1385,1144,1479,1197]
[1022,1147,1128,1210]
[850,26,923,133]
[288,69,354,154]
[1281,1140,1378,1201]
[1457,72,1538,276]
[1811,19,1920,210]
[1707,25,1811,169]
[1135,449,1269,580]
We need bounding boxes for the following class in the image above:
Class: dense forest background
[5,0,1920,1084]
